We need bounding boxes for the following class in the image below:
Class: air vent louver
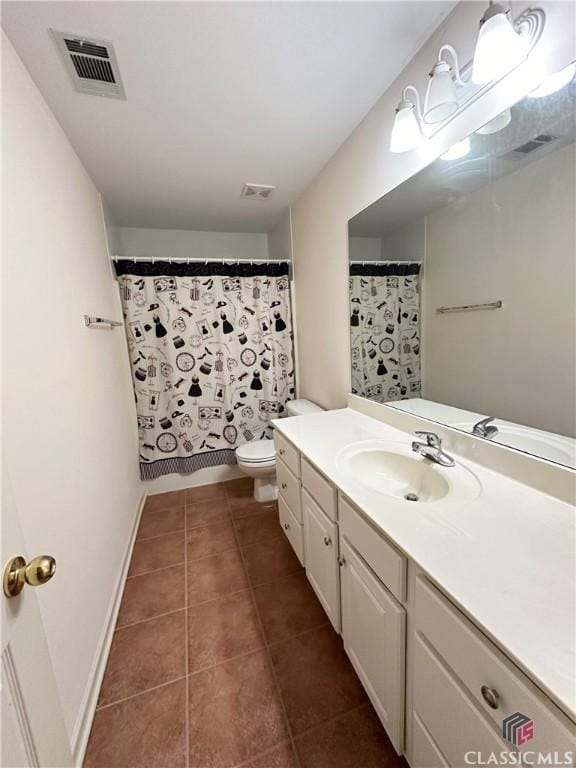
[241,183,276,200]
[51,30,126,99]
[513,134,557,155]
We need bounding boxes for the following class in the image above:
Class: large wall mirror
[348,68,576,468]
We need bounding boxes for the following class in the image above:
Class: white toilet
[235,399,323,502]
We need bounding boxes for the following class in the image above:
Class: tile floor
[84,478,406,768]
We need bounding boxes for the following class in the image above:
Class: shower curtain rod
[349,259,421,264]
[112,255,281,265]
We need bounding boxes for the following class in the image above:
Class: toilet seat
[236,439,276,464]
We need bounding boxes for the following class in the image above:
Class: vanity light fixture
[440,137,471,161]
[390,85,423,154]
[389,3,545,153]
[472,2,546,85]
[528,62,576,98]
[424,45,466,125]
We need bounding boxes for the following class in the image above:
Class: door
[2,470,72,767]
[302,489,340,631]
[340,538,406,754]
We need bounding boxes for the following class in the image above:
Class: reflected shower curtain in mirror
[115,260,295,480]
[349,263,421,403]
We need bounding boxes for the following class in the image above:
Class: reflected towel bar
[84,315,123,328]
[436,300,502,315]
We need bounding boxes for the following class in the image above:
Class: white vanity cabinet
[412,576,576,768]
[340,537,406,754]
[274,432,305,565]
[272,427,576,768]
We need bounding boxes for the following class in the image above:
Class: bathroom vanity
[273,401,576,767]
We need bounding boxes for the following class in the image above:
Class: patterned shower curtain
[115,260,294,480]
[349,262,421,403]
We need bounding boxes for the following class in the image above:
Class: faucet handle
[414,430,441,448]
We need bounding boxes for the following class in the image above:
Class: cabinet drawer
[414,633,505,766]
[301,458,337,521]
[415,576,576,757]
[339,495,406,602]
[278,495,304,566]
[412,713,449,768]
[273,431,300,477]
[277,459,301,522]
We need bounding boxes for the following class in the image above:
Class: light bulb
[472,3,529,85]
[528,63,576,98]
[390,100,422,153]
[440,137,471,161]
[476,108,512,135]
[424,61,459,124]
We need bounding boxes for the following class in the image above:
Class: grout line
[126,561,184,581]
[264,620,331,650]
[290,701,372,740]
[115,606,186,632]
[127,559,186,580]
[230,501,304,768]
[134,525,186,543]
[186,645,268,680]
[95,676,187,712]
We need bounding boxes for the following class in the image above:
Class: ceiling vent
[512,134,557,155]
[241,183,276,200]
[51,30,126,99]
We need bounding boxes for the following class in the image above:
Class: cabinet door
[302,489,340,631]
[340,538,406,755]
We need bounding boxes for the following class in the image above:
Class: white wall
[349,236,382,261]
[422,142,576,437]
[268,210,293,262]
[118,226,269,261]
[380,219,425,262]
[2,33,142,756]
[290,1,575,410]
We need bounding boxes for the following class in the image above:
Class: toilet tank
[286,399,323,417]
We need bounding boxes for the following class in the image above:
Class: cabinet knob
[323,536,332,547]
[338,556,346,566]
[279,449,285,456]
[281,482,287,490]
[283,522,290,531]
[480,685,500,710]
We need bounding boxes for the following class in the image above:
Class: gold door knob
[3,555,56,598]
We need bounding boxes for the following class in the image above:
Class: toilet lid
[236,439,275,463]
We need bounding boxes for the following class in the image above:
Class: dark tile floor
[84,479,405,768]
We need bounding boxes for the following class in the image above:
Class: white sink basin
[454,422,576,469]
[336,440,481,504]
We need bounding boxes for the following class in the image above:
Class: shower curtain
[349,262,421,403]
[116,260,294,480]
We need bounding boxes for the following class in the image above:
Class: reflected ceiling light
[476,107,512,134]
[440,137,471,161]
[472,2,529,85]
[390,85,423,153]
[424,45,466,125]
[528,62,576,98]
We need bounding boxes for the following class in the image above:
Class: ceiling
[2,1,455,233]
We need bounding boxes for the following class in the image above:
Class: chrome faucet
[472,416,498,440]
[411,431,455,467]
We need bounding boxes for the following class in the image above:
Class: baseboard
[71,491,146,766]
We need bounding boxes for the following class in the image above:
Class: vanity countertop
[272,407,576,721]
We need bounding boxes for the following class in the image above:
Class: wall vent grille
[512,134,557,155]
[241,183,276,200]
[51,30,126,99]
